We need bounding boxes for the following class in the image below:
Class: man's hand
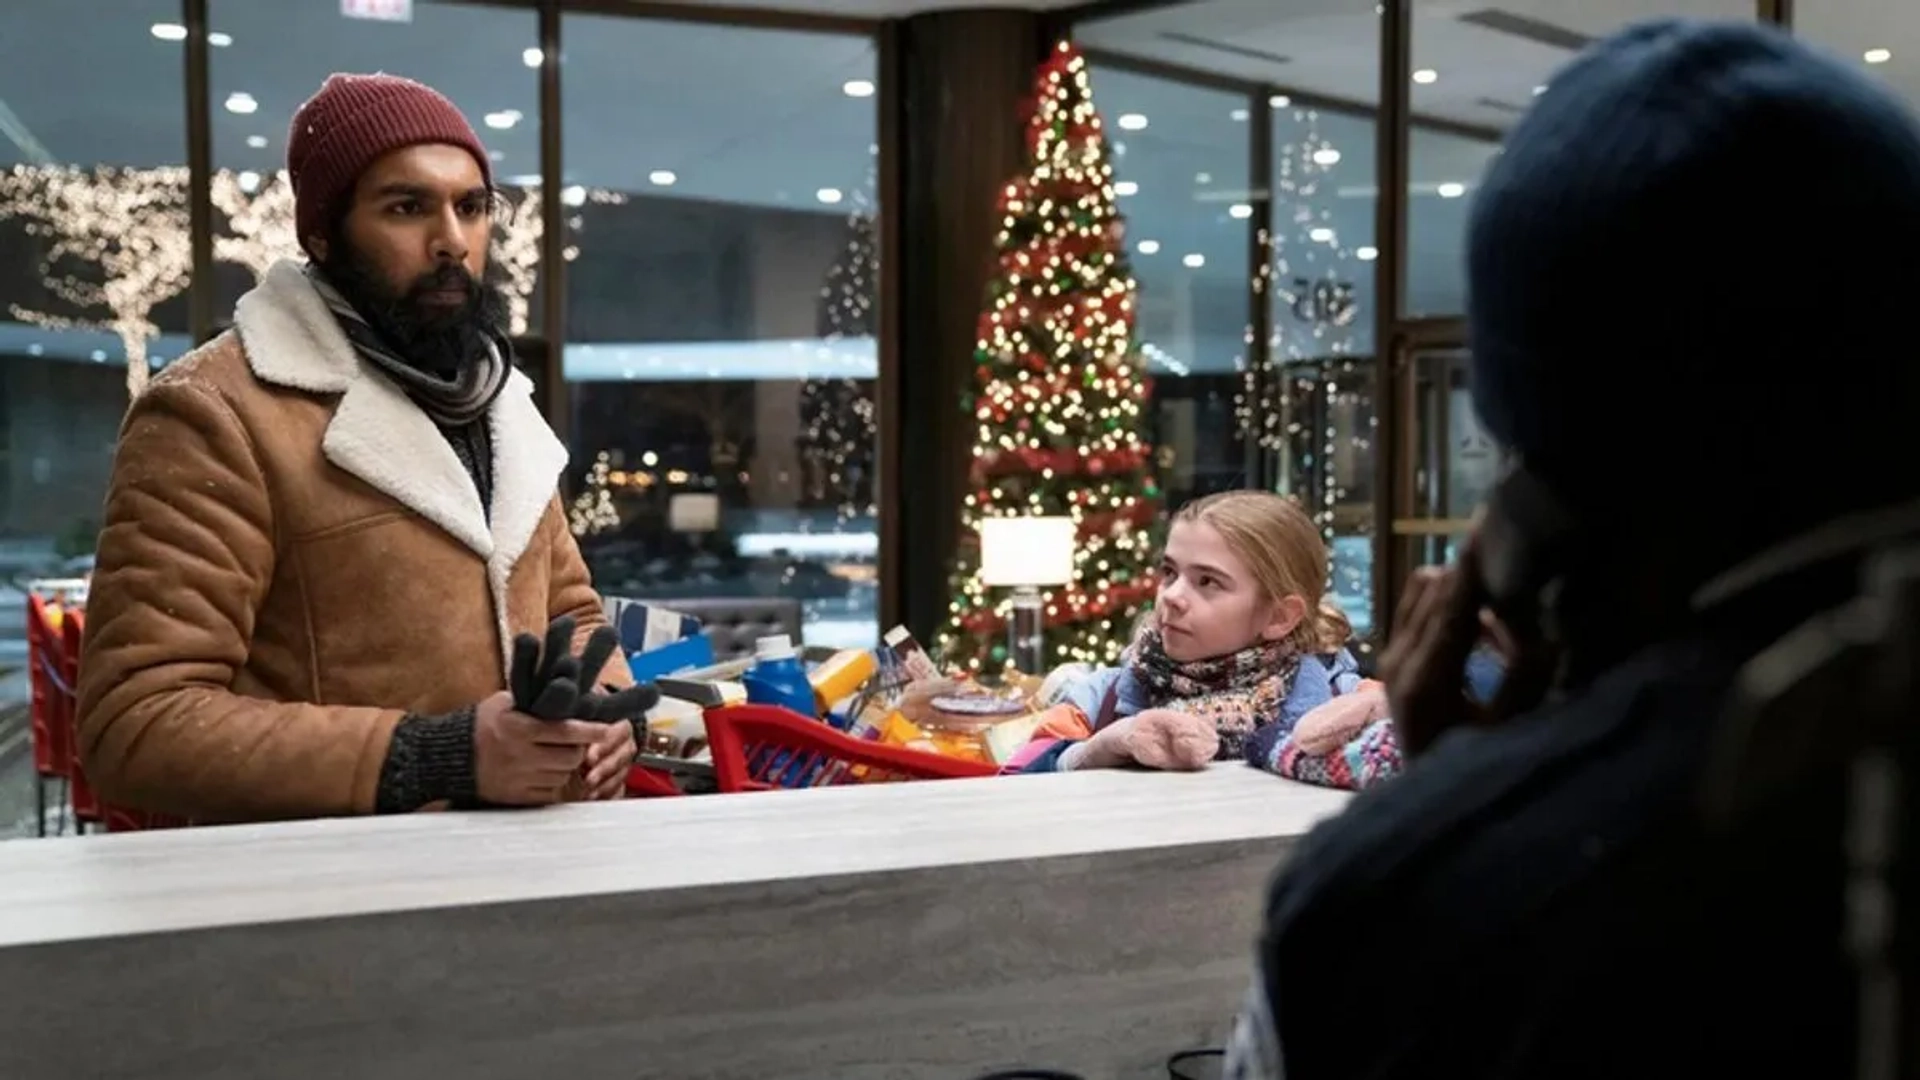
[471,691,600,806]
[578,720,638,800]
[1379,542,1554,759]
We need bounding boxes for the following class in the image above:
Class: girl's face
[1155,519,1306,663]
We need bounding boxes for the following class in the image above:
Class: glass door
[1378,330,1499,626]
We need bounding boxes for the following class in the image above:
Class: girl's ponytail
[1311,598,1354,653]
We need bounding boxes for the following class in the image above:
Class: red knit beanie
[286,73,491,255]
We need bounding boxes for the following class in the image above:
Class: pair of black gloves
[510,614,659,725]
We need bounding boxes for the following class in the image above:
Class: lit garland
[1244,108,1375,638]
[799,166,878,526]
[933,40,1161,674]
[0,164,193,400]
[568,449,622,537]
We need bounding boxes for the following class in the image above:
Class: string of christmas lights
[568,449,622,536]
[934,40,1161,674]
[0,164,194,400]
[799,159,878,526]
[1251,108,1376,637]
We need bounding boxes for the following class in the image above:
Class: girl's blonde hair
[1169,490,1353,652]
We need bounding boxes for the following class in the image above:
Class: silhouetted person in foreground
[1224,20,1920,1079]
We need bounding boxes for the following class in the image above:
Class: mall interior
[0,0,1900,835]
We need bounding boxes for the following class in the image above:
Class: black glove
[510,616,659,723]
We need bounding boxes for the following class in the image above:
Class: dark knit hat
[286,73,491,253]
[1468,20,1920,530]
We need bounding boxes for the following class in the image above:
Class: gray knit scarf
[304,264,509,427]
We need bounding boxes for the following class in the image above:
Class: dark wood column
[878,9,1054,639]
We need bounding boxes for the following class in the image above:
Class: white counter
[0,766,1350,1080]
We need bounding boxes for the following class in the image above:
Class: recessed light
[245,135,268,149]
[488,150,505,162]
[26,343,42,356]
[1197,173,1214,185]
[1230,107,1250,122]
[1533,84,1548,96]
[1437,182,1466,198]
[843,79,876,98]
[561,185,587,207]
[1309,226,1335,242]
[649,170,677,186]
[522,47,544,68]
[224,92,258,115]
[816,187,844,205]
[1356,245,1379,261]
[1413,68,1439,84]
[208,31,232,47]
[90,349,107,362]
[1270,94,1291,108]
[1114,180,1139,196]
[151,22,187,41]
[1312,147,1341,166]
[1117,113,1149,131]
[484,110,522,130]
[1137,240,1161,255]
[1182,253,1205,268]
[1229,203,1254,219]
[1866,48,1893,64]
[238,170,261,193]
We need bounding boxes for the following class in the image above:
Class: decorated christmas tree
[934,41,1161,674]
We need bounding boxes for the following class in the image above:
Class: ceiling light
[208,31,232,47]
[1137,240,1161,255]
[1229,203,1253,219]
[816,187,844,205]
[90,350,107,362]
[1356,245,1379,261]
[649,170,677,186]
[1865,48,1893,64]
[1114,180,1139,196]
[1117,113,1149,131]
[1182,253,1205,268]
[1309,226,1335,242]
[245,135,268,149]
[1312,147,1341,166]
[843,79,876,98]
[1437,182,1466,198]
[1413,68,1439,84]
[1230,107,1250,122]
[1533,84,1548,96]
[1270,94,1291,108]
[238,170,261,193]
[151,22,187,41]
[561,185,587,207]
[488,150,505,162]
[484,110,522,130]
[1198,173,1216,185]
[523,47,544,68]
[224,92,258,115]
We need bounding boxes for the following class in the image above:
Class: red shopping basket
[704,704,998,793]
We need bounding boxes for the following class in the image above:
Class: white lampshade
[978,516,1077,588]
[668,492,721,533]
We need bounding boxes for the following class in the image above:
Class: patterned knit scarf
[305,264,509,427]
[1126,625,1302,761]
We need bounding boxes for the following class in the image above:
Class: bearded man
[76,74,637,824]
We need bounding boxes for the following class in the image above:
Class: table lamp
[978,516,1077,674]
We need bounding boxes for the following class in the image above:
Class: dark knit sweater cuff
[375,707,479,813]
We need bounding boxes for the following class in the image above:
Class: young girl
[1011,490,1405,790]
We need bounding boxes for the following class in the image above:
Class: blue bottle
[741,634,816,718]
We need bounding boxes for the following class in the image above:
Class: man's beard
[320,239,511,377]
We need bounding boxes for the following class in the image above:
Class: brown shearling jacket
[76,259,630,824]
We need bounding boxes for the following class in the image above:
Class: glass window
[1270,101,1380,636]
[207,0,542,335]
[1795,1,1915,107]
[561,16,879,651]
[1404,0,1755,316]
[0,0,189,830]
[1086,64,1251,510]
